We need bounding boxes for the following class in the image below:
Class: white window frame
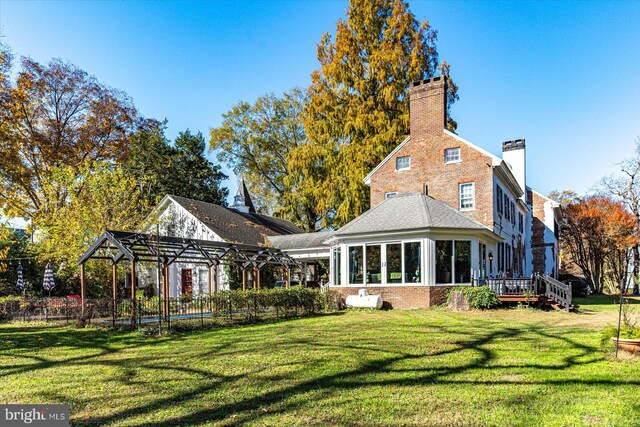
[445,147,461,164]
[344,240,422,286]
[435,239,473,285]
[384,191,398,199]
[459,182,475,211]
[395,156,410,171]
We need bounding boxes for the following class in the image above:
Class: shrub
[447,286,500,309]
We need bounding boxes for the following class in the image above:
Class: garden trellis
[77,229,304,320]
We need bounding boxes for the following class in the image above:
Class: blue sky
[1,0,639,205]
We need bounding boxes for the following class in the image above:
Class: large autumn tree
[209,88,313,225]
[0,53,148,227]
[561,196,639,294]
[286,0,458,227]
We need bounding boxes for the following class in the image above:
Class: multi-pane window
[385,191,398,199]
[459,182,475,210]
[445,148,461,164]
[510,201,516,224]
[503,194,509,217]
[496,185,503,214]
[396,156,410,171]
[518,213,524,233]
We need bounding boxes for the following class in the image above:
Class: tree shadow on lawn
[71,323,633,427]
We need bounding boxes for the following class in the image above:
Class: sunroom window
[348,246,363,284]
[404,242,421,283]
[332,247,341,285]
[436,240,471,284]
[386,243,402,283]
[366,244,382,284]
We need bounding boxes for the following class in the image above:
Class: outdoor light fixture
[488,252,493,262]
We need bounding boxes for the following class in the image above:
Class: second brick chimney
[409,76,447,142]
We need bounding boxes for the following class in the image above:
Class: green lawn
[1,301,639,426]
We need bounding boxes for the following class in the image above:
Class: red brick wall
[331,286,455,309]
[530,190,554,274]
[370,78,495,228]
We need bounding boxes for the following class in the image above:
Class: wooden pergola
[77,229,303,310]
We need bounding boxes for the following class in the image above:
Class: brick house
[363,76,560,279]
[270,76,560,309]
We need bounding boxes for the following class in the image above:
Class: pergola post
[163,264,169,320]
[207,265,212,312]
[80,263,86,313]
[130,259,136,325]
[253,267,257,290]
[286,267,291,289]
[256,268,261,290]
[242,267,246,291]
[213,264,218,294]
[112,263,117,315]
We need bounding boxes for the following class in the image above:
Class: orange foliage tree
[0,49,149,227]
[561,196,640,293]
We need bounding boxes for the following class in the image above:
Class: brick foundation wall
[331,286,455,309]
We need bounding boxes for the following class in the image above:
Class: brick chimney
[409,76,447,142]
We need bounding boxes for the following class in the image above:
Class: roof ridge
[420,194,433,226]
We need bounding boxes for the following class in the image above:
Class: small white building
[142,183,303,297]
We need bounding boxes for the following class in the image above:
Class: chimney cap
[410,75,446,88]
[502,139,526,152]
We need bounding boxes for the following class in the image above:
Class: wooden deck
[476,275,573,311]
[497,294,541,303]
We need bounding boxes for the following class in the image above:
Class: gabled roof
[362,130,517,186]
[167,195,303,246]
[268,231,336,251]
[333,193,493,237]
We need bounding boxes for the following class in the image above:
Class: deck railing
[473,277,538,295]
[474,274,573,311]
[540,275,573,311]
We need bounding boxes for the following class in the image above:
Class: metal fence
[0,289,341,329]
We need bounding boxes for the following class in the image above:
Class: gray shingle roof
[169,195,304,246]
[268,231,336,250]
[334,192,490,236]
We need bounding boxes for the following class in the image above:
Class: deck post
[80,263,86,314]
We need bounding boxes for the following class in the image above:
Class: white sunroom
[325,193,503,288]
